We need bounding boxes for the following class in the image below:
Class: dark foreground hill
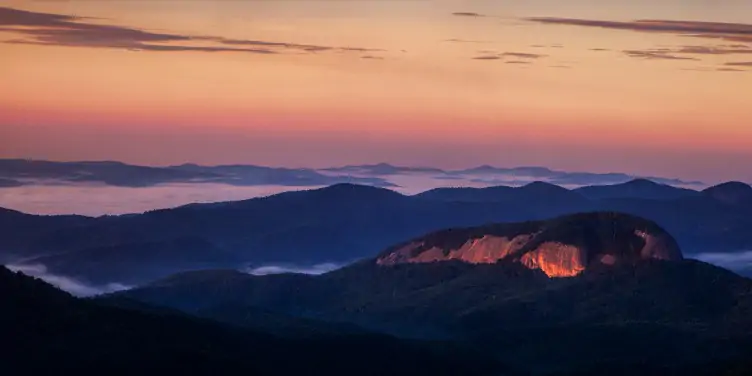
[0,265,508,376]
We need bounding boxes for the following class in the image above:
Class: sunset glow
[2,0,752,182]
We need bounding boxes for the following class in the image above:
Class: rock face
[376,212,683,277]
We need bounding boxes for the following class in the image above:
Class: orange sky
[1,0,752,182]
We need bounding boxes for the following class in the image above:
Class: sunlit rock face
[376,235,533,266]
[519,242,586,277]
[376,212,683,278]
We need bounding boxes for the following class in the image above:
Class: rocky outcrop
[376,212,683,278]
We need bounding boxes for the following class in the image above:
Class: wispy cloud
[0,6,380,55]
[452,12,485,18]
[526,17,752,44]
[505,60,532,64]
[502,52,547,59]
[445,38,490,44]
[6,263,130,297]
[244,263,342,276]
[472,55,501,60]
[471,51,545,61]
[726,61,752,67]
[624,49,699,61]
[675,45,752,55]
[717,67,747,72]
[693,251,752,275]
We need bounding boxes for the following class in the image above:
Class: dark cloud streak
[624,49,699,61]
[0,6,379,55]
[452,12,485,17]
[716,68,746,72]
[526,17,752,44]
[445,38,489,44]
[502,52,546,59]
[726,61,752,66]
[676,45,752,55]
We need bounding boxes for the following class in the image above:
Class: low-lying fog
[6,263,132,297]
[692,251,752,276]
[0,171,701,216]
[7,253,752,297]
[5,262,345,297]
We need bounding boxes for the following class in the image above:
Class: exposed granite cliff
[376,212,683,277]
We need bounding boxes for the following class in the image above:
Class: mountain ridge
[3,180,752,285]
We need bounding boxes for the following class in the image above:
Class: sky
[2,0,752,183]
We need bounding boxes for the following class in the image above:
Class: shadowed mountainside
[0,265,508,376]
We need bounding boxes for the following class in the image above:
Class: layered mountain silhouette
[0,158,703,188]
[0,159,393,187]
[2,180,752,285]
[110,213,752,374]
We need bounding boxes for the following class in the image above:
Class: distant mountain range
[2,179,752,286]
[0,159,705,188]
[0,159,394,188]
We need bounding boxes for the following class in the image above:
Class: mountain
[453,165,555,176]
[0,206,93,262]
[376,212,682,277]
[0,159,393,187]
[575,179,700,200]
[321,163,445,175]
[449,166,701,186]
[0,265,507,375]
[0,159,216,187]
[0,177,22,187]
[415,182,590,214]
[0,184,565,285]
[115,213,752,374]
[703,181,752,205]
[4,179,752,285]
[0,158,705,190]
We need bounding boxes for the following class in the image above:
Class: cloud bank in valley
[6,264,131,297]
[0,162,711,216]
[692,251,752,275]
[244,263,343,276]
